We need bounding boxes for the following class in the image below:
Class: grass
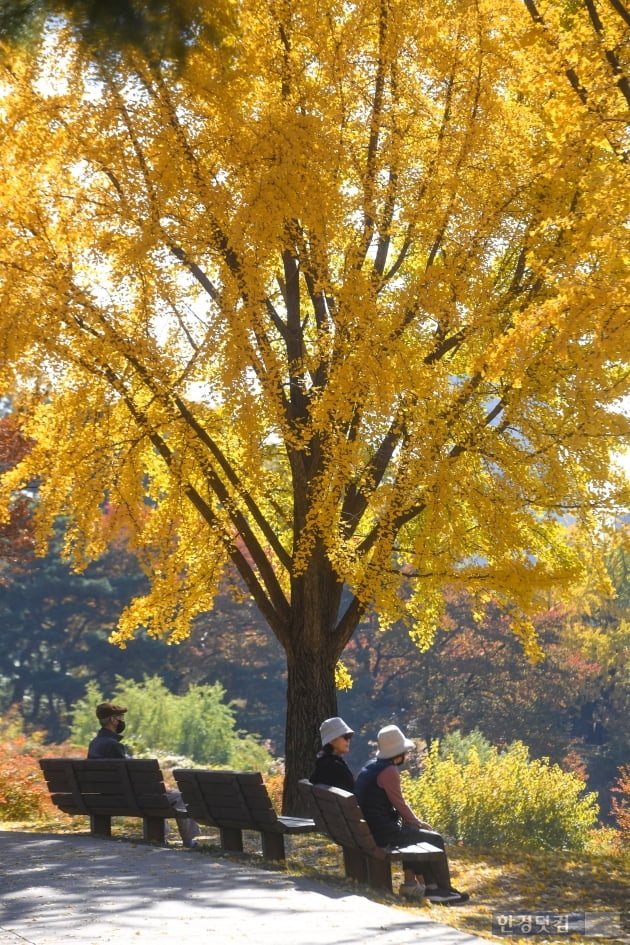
[4,816,629,945]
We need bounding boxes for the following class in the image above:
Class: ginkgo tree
[0,0,629,809]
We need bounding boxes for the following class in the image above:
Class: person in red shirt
[355,724,469,904]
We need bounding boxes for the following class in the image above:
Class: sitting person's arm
[376,765,433,830]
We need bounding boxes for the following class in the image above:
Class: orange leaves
[610,764,630,843]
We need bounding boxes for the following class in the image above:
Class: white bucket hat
[376,724,415,760]
[319,717,354,746]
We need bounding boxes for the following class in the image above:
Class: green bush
[402,738,599,852]
[70,676,274,772]
[437,728,495,764]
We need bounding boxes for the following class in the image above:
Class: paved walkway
[0,830,492,945]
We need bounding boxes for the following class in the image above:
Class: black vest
[354,758,400,845]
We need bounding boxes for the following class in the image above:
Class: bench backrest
[173,769,279,830]
[39,758,172,817]
[298,779,385,860]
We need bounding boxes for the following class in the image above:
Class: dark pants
[385,824,452,889]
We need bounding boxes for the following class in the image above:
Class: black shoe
[448,888,469,903]
[425,888,461,903]
[425,887,469,904]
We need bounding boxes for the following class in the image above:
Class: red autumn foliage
[0,708,77,821]
[610,764,630,843]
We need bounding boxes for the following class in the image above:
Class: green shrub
[70,675,274,772]
[437,728,495,764]
[402,738,599,852]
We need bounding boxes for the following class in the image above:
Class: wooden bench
[39,758,177,843]
[298,779,444,892]
[173,768,316,860]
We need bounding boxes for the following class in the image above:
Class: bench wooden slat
[277,815,316,831]
[170,769,218,826]
[37,759,90,814]
[49,796,89,815]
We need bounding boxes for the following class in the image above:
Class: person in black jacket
[88,702,201,848]
[309,716,355,791]
[87,703,133,759]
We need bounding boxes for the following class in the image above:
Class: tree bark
[280,545,349,813]
[282,641,339,814]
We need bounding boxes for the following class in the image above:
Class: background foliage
[0,709,72,820]
[610,764,630,851]
[70,676,275,772]
[403,736,599,852]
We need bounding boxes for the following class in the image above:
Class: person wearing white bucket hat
[355,724,469,905]
[309,717,355,791]
[375,724,415,760]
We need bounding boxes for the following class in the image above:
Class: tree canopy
[0,0,629,808]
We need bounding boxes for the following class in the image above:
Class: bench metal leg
[143,816,167,844]
[90,814,112,837]
[365,856,393,892]
[342,847,369,883]
[261,832,286,861]
[220,827,244,853]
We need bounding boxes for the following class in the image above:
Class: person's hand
[418,821,434,830]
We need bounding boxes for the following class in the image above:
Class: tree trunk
[279,538,350,813]
[282,642,339,814]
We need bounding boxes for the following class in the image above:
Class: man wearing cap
[310,717,355,791]
[355,724,469,904]
[88,702,201,849]
[88,703,132,759]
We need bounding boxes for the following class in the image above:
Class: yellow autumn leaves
[0,0,628,658]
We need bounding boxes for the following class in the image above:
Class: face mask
[116,720,126,734]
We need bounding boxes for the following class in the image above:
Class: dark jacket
[87,727,132,759]
[354,758,400,845]
[309,750,355,792]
